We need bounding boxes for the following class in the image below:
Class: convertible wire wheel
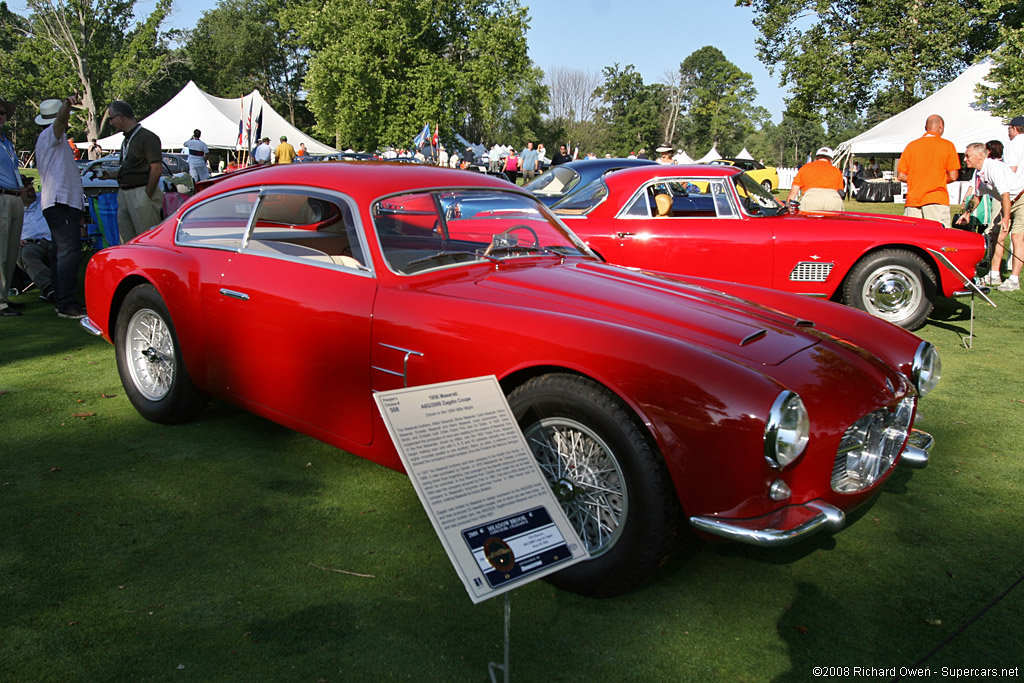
[524,417,627,556]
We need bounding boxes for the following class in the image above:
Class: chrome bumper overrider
[80,316,102,337]
[689,501,845,547]
[900,429,933,469]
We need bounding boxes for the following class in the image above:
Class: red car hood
[469,260,819,366]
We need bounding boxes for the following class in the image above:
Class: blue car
[523,157,657,206]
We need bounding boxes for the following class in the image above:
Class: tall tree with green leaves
[185,0,308,127]
[673,46,767,158]
[738,0,1017,125]
[9,0,178,141]
[978,20,1024,118]
[287,0,533,150]
[592,63,663,155]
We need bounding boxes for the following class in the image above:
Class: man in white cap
[786,147,845,212]
[34,96,87,319]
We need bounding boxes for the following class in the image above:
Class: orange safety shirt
[793,158,844,191]
[897,133,960,207]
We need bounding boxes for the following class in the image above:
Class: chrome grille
[789,262,834,282]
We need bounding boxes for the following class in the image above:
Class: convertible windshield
[732,172,785,216]
[372,189,594,275]
[523,166,581,197]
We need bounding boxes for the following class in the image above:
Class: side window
[176,191,259,249]
[244,191,366,270]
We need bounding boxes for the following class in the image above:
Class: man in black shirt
[551,144,573,166]
[96,100,163,243]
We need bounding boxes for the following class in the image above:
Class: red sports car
[554,165,985,330]
[83,163,938,596]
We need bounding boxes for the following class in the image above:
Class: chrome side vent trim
[790,262,834,282]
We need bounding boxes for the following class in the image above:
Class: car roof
[556,157,658,172]
[193,161,523,205]
[601,163,741,187]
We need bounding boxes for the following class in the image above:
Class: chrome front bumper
[690,429,934,547]
[689,501,845,547]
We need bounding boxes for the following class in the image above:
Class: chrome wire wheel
[524,417,627,557]
[859,264,923,323]
[124,308,176,401]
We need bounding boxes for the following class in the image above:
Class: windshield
[523,165,581,197]
[550,178,609,215]
[732,172,785,216]
[372,189,594,275]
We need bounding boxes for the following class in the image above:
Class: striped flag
[237,97,244,147]
[413,123,430,149]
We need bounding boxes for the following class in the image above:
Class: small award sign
[375,376,587,603]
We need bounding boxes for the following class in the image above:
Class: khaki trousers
[117,186,164,244]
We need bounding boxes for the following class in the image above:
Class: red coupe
[83,163,938,596]
[554,165,985,330]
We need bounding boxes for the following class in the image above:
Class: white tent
[697,145,720,163]
[835,60,1009,159]
[736,147,754,160]
[673,149,695,164]
[95,81,335,154]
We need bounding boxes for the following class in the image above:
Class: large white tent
[697,145,720,163]
[835,60,1010,159]
[95,81,335,154]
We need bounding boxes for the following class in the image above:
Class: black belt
[119,183,147,190]
[1,187,22,196]
[24,238,50,244]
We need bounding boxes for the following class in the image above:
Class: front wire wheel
[524,418,627,558]
[124,308,175,401]
[509,373,679,596]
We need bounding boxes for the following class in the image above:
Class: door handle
[616,232,636,238]
[219,288,250,301]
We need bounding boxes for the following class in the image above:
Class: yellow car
[708,158,779,193]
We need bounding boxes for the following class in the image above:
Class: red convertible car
[554,165,985,330]
[83,163,938,596]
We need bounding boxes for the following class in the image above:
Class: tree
[673,46,767,158]
[593,63,663,155]
[288,0,533,150]
[978,23,1024,118]
[739,0,1017,125]
[12,0,180,141]
[185,0,309,127]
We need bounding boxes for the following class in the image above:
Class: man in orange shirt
[787,146,845,211]
[896,114,961,228]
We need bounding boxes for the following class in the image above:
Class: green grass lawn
[2,208,1022,681]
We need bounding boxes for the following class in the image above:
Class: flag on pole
[431,124,439,149]
[413,123,430,149]
[255,106,264,143]
[246,98,253,150]
[237,96,244,148]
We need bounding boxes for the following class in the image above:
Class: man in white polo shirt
[990,116,1024,291]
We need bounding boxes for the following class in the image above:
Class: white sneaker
[997,279,1020,292]
[979,273,1002,286]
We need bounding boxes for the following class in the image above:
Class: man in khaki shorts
[896,114,960,228]
[94,100,163,243]
[991,115,1024,291]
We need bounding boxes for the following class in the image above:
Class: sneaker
[997,279,1020,292]
[979,273,1002,286]
[56,305,87,319]
[38,290,56,303]
[0,306,22,317]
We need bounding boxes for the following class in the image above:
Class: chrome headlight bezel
[912,341,941,397]
[764,391,810,469]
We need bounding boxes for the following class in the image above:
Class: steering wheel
[490,224,540,251]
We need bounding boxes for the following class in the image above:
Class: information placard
[375,376,587,603]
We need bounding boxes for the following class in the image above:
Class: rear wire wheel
[508,373,679,596]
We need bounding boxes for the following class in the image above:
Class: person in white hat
[786,146,845,212]
[34,95,87,319]
[655,145,675,165]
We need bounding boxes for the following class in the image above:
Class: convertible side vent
[789,262,834,282]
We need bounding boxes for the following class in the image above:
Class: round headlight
[764,391,809,469]
[912,342,941,397]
